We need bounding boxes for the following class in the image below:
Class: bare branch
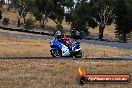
[92,0,100,8]
[90,16,100,25]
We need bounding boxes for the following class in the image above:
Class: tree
[0,0,4,20]
[48,0,74,30]
[49,0,68,25]
[0,0,4,5]
[114,0,132,42]
[66,0,115,39]
[9,0,31,27]
[88,0,115,40]
[69,0,90,33]
[0,8,2,19]
[0,0,4,7]
[32,0,51,28]
[32,0,74,29]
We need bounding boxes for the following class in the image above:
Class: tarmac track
[0,56,132,60]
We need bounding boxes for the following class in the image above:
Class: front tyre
[50,48,62,57]
[74,51,82,58]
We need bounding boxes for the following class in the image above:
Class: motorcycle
[50,38,82,58]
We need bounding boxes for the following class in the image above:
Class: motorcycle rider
[55,31,72,51]
[61,34,72,47]
[71,28,81,41]
[55,31,62,41]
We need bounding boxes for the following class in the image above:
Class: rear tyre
[50,48,62,57]
[74,51,82,58]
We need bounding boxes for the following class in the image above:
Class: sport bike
[50,38,82,58]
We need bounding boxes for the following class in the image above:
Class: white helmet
[55,31,62,36]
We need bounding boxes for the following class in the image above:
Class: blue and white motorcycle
[50,38,82,58]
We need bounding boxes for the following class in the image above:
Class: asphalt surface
[109,55,132,60]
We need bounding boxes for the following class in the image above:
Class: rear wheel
[51,48,62,57]
[74,51,82,58]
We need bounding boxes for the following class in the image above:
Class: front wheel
[73,51,82,58]
[50,48,62,57]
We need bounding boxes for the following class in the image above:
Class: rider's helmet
[73,28,76,30]
[71,28,76,32]
[55,31,62,40]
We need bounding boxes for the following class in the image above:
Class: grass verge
[0,59,132,88]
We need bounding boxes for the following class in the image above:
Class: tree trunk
[17,19,21,27]
[99,24,105,40]
[23,17,26,24]
[39,20,41,24]
[53,19,58,24]
[122,33,127,43]
[41,19,44,28]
